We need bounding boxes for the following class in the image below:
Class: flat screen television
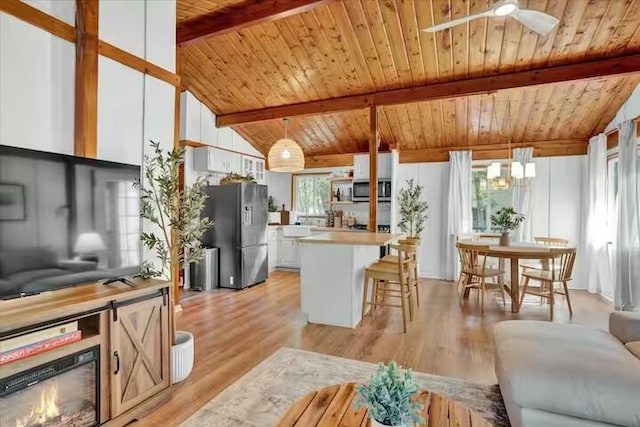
[0,145,141,299]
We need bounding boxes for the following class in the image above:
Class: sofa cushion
[0,247,59,276]
[609,311,640,344]
[495,320,640,427]
[625,341,640,359]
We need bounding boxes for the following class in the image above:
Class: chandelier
[268,118,305,172]
[486,95,535,189]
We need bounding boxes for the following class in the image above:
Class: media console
[0,278,173,427]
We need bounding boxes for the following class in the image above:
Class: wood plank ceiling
[178,0,640,158]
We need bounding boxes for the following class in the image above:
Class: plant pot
[171,331,194,384]
[369,416,404,427]
[499,233,510,246]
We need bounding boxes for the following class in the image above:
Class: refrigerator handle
[244,206,253,225]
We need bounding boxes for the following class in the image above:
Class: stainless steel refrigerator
[202,183,268,289]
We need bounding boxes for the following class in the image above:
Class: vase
[171,330,194,384]
[369,417,404,427]
[499,232,509,246]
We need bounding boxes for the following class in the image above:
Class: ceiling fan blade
[512,8,559,35]
[423,9,494,32]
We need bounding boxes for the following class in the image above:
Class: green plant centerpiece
[137,140,213,343]
[490,207,525,246]
[268,195,278,213]
[355,361,424,427]
[220,172,256,185]
[398,179,429,244]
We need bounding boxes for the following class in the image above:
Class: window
[471,167,513,232]
[293,174,330,217]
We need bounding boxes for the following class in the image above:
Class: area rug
[180,347,509,426]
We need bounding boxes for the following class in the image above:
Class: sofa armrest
[59,260,98,273]
[609,311,640,344]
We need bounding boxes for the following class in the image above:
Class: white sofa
[494,313,640,427]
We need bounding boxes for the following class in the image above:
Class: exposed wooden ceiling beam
[398,139,589,163]
[217,53,640,127]
[177,0,336,47]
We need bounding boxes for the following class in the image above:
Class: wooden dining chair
[522,237,571,273]
[380,240,419,307]
[361,244,415,333]
[519,247,576,320]
[456,242,506,313]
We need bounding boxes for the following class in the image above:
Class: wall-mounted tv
[0,145,141,299]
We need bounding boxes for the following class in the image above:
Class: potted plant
[398,179,429,245]
[267,195,280,224]
[356,361,424,427]
[138,140,213,384]
[490,207,525,246]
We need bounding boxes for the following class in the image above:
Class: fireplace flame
[15,383,60,427]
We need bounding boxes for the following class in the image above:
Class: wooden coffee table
[277,382,492,426]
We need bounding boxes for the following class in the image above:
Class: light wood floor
[140,271,611,426]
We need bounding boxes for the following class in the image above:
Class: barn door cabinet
[109,290,171,418]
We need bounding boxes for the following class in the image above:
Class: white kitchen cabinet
[268,228,278,273]
[277,236,300,269]
[255,158,265,184]
[243,156,266,184]
[353,154,370,180]
[353,153,392,180]
[378,153,392,179]
[179,91,201,142]
[193,146,242,174]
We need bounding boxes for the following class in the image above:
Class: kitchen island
[298,232,401,328]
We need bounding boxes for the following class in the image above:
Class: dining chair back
[549,247,576,281]
[535,237,569,246]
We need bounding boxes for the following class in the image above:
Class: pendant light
[268,118,304,172]
[486,95,536,189]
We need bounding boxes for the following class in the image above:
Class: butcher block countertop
[298,232,402,246]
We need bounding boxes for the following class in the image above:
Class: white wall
[605,83,640,133]
[0,13,75,155]
[267,171,292,210]
[1,1,177,278]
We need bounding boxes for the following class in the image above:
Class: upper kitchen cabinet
[217,127,234,150]
[193,146,242,174]
[242,156,266,184]
[353,154,392,180]
[353,154,369,180]
[378,153,392,179]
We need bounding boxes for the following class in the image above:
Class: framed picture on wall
[0,183,26,221]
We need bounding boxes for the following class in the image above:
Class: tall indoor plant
[490,207,524,246]
[398,179,429,243]
[138,140,212,383]
[356,361,424,427]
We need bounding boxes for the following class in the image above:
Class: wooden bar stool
[361,244,415,333]
[379,240,419,308]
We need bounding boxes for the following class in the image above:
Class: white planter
[370,417,403,427]
[171,330,194,384]
[268,212,281,224]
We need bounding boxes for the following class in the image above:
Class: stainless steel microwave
[352,180,392,202]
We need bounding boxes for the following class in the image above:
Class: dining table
[457,240,577,313]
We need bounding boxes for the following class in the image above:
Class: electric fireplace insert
[0,346,99,427]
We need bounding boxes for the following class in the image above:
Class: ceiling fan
[423,0,560,36]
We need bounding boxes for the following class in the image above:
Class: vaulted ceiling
[177,0,640,158]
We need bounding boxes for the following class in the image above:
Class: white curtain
[582,134,612,294]
[512,147,533,242]
[614,120,640,311]
[446,151,472,280]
